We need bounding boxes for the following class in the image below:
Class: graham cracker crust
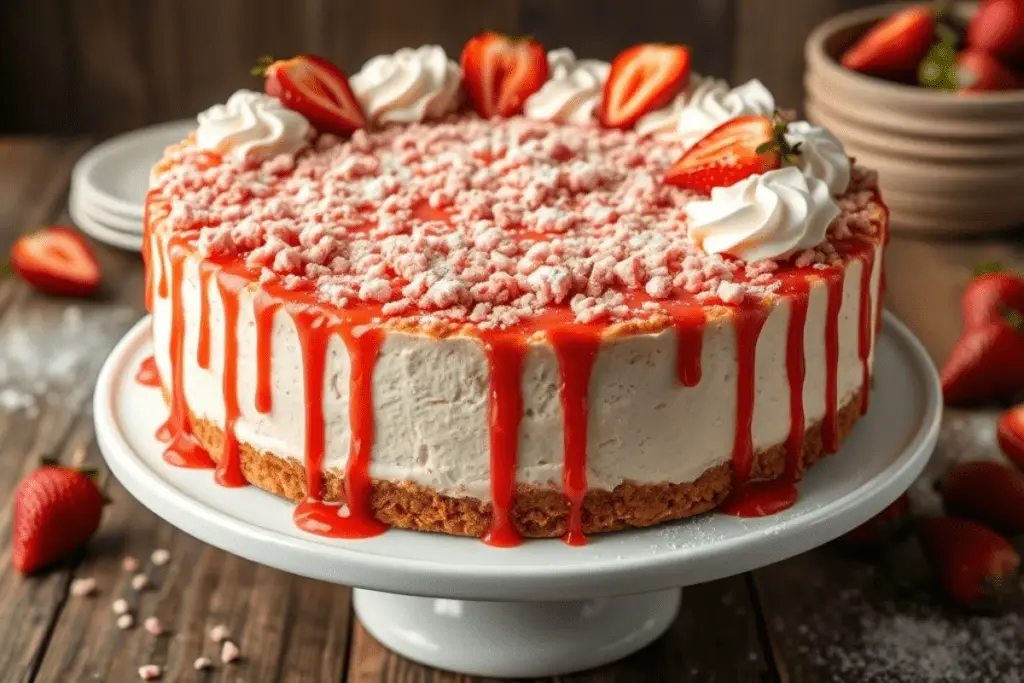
[181,393,864,539]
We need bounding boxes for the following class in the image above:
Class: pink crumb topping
[154,116,882,330]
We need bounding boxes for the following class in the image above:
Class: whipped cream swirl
[196,90,310,162]
[687,166,839,262]
[634,74,727,137]
[524,49,609,125]
[638,78,774,146]
[785,121,852,196]
[350,45,461,125]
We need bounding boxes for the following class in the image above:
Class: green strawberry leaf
[973,261,1005,277]
[1006,308,1024,333]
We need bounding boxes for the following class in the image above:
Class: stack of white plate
[70,120,195,252]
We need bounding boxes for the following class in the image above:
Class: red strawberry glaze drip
[857,249,876,414]
[253,295,279,415]
[550,326,601,547]
[822,269,845,454]
[214,273,247,488]
[729,307,769,486]
[196,265,214,370]
[135,355,161,387]
[143,193,154,311]
[675,308,706,387]
[156,240,215,470]
[784,281,811,473]
[720,479,799,518]
[481,333,526,548]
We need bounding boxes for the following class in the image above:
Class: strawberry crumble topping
[152,116,882,330]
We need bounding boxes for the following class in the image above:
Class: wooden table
[1,137,1022,683]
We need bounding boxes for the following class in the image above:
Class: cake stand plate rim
[95,312,941,602]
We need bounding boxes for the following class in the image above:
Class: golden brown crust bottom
[183,393,864,539]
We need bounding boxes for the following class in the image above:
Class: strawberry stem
[0,260,13,277]
[250,55,275,78]
[973,261,1005,277]
[1005,308,1024,333]
[755,113,803,165]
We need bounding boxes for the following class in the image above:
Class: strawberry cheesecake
[142,36,888,546]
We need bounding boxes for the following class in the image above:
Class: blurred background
[0,0,890,135]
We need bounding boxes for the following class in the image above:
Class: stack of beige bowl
[805,2,1024,235]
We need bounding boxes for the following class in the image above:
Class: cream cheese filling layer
[149,237,881,502]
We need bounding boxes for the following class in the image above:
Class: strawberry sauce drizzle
[253,295,279,415]
[550,327,601,547]
[784,283,810,474]
[214,273,247,488]
[822,270,845,454]
[675,309,706,387]
[156,241,215,469]
[857,249,876,415]
[196,265,214,370]
[729,307,768,486]
[481,334,526,548]
[135,355,161,387]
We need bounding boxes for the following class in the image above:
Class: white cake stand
[95,313,941,678]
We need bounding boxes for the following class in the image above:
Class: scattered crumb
[122,556,139,573]
[150,549,170,566]
[112,599,130,615]
[70,577,96,597]
[137,664,161,680]
[143,617,163,636]
[116,614,134,630]
[193,657,213,671]
[220,640,240,664]
[209,624,230,643]
[131,574,150,591]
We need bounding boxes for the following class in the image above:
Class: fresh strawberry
[941,314,1024,405]
[841,5,937,79]
[917,516,1020,609]
[9,225,100,297]
[943,461,1024,534]
[841,493,911,548]
[967,0,1024,63]
[259,54,367,135]
[961,264,1024,330]
[957,49,1024,90]
[13,462,104,574]
[460,33,548,118]
[599,44,690,129]
[997,405,1024,469]
[665,115,799,193]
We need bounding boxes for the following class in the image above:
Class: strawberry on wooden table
[9,225,100,297]
[12,462,104,575]
[961,264,1024,331]
[258,54,367,135]
[943,460,1024,534]
[997,405,1024,469]
[841,5,937,79]
[460,33,548,118]
[840,493,911,548]
[917,516,1021,610]
[967,0,1024,63]
[957,49,1024,90]
[599,43,690,129]
[664,115,798,193]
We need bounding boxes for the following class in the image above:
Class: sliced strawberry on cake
[259,54,368,135]
[9,225,101,297]
[460,32,548,118]
[599,43,690,129]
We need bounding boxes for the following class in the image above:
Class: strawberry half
[967,0,1024,63]
[460,33,548,118]
[841,5,937,79]
[665,115,790,194]
[957,49,1024,91]
[13,462,104,574]
[9,225,101,297]
[962,264,1024,330]
[261,54,367,135]
[599,44,690,129]
[943,460,1024,535]
[997,405,1024,470]
[941,314,1024,405]
[917,516,1020,610]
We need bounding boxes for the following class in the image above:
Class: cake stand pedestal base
[354,587,681,678]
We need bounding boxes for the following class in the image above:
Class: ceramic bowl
[805,1,1024,235]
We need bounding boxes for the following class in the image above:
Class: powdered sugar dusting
[152,116,883,330]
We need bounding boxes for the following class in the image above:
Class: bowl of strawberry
[805,1,1024,235]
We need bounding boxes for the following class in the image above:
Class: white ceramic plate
[96,313,941,602]
[72,119,194,219]
[69,186,143,235]
[69,196,143,252]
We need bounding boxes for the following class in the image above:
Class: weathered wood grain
[344,576,772,683]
